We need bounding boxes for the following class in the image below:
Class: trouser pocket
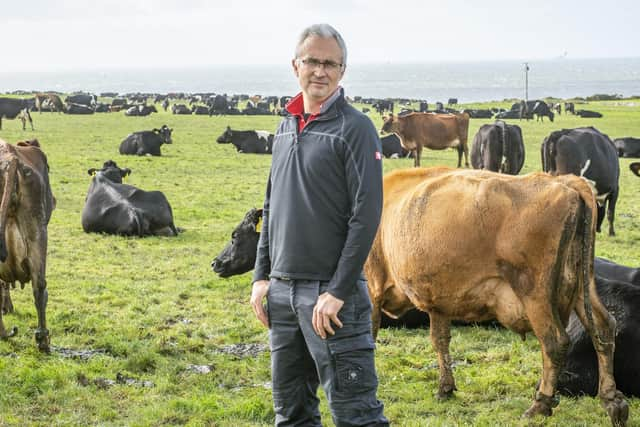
[328,334,378,394]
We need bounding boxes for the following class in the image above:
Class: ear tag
[255,217,262,233]
[91,171,96,177]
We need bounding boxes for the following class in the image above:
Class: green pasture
[0,98,638,426]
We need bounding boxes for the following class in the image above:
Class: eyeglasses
[298,57,344,71]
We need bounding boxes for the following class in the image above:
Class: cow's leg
[596,204,605,233]
[523,301,568,418]
[429,312,456,399]
[606,191,618,237]
[31,266,50,352]
[414,146,422,167]
[1,281,14,314]
[0,281,17,339]
[573,288,629,426]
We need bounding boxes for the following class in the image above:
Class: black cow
[372,99,394,115]
[192,105,209,115]
[541,127,619,235]
[82,160,178,237]
[520,100,554,121]
[471,121,525,174]
[380,134,410,158]
[576,109,603,118]
[494,109,521,119]
[613,137,640,157]
[595,257,640,286]
[211,208,262,277]
[0,98,33,130]
[461,109,494,119]
[119,125,173,156]
[631,162,640,176]
[124,105,157,117]
[447,98,458,106]
[171,104,191,115]
[65,94,96,107]
[216,126,273,154]
[161,99,170,112]
[209,95,229,115]
[419,102,428,113]
[65,103,94,114]
[557,260,640,398]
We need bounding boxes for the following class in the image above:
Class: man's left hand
[312,292,344,339]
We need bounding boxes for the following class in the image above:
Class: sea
[1,57,639,103]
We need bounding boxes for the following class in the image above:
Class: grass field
[0,98,638,426]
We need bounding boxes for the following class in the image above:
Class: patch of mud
[229,382,272,392]
[213,343,268,358]
[76,372,155,389]
[53,346,108,360]
[185,364,214,374]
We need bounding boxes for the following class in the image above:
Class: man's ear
[292,58,299,77]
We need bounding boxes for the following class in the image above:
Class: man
[250,24,389,427]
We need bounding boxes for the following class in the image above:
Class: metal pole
[524,62,529,102]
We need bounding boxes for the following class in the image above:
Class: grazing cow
[124,105,157,117]
[210,207,430,329]
[119,125,173,156]
[211,208,262,278]
[64,93,97,107]
[631,162,640,176]
[161,98,170,112]
[34,93,64,113]
[558,268,640,398]
[82,160,178,237]
[613,137,640,157]
[0,98,34,130]
[520,100,554,122]
[380,112,470,167]
[380,134,410,159]
[171,104,191,115]
[565,102,576,114]
[447,98,458,106]
[576,110,603,118]
[0,138,55,352]
[364,167,628,425]
[216,126,273,154]
[541,127,619,235]
[209,95,229,115]
[470,121,525,174]
[65,103,94,114]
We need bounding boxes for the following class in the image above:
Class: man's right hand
[250,280,270,327]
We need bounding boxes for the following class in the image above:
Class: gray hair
[294,24,347,68]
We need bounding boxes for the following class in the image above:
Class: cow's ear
[88,168,97,176]
[152,128,159,133]
[122,168,132,177]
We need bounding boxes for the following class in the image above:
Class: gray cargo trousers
[266,277,388,427]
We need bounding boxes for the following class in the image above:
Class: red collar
[285,88,341,132]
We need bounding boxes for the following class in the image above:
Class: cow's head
[380,114,397,134]
[211,208,263,278]
[153,125,172,144]
[631,162,640,177]
[216,126,233,143]
[88,160,131,183]
[548,111,555,122]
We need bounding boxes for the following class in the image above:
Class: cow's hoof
[0,326,18,339]
[35,328,50,353]
[601,391,628,427]
[523,391,558,418]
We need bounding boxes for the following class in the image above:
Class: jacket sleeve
[252,172,272,282]
[327,115,383,300]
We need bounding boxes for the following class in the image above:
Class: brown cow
[364,167,628,425]
[631,162,640,176]
[34,93,65,113]
[380,112,470,168]
[0,138,55,352]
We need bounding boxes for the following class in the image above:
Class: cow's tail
[496,120,509,173]
[0,159,18,262]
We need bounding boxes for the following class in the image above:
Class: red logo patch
[375,151,382,160]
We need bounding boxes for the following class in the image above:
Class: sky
[1,0,638,72]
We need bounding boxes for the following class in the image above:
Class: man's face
[292,36,345,104]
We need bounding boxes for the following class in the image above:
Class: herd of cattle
[0,90,639,425]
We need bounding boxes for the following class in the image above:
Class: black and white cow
[216,126,273,154]
[0,98,33,130]
[65,103,94,114]
[521,100,554,122]
[65,93,97,107]
[192,105,209,115]
[541,127,620,235]
[82,160,178,237]
[471,121,525,174]
[613,137,640,158]
[380,134,410,158]
[171,104,191,115]
[119,125,173,156]
[557,259,640,398]
[124,105,157,117]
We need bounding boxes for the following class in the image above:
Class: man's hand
[250,280,270,327]
[312,292,344,339]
